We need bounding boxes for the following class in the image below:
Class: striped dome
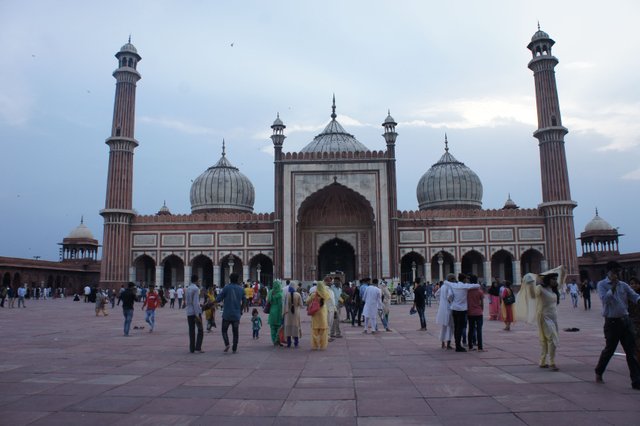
[416,138,483,210]
[190,146,255,213]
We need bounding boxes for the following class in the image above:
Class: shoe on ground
[595,374,604,384]
[455,347,467,352]
[224,345,230,353]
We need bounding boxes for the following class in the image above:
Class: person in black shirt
[120,282,136,336]
[413,278,427,330]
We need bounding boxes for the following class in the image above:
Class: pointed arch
[400,251,426,284]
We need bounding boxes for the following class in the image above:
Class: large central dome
[300,98,369,154]
[190,143,255,213]
[417,137,483,210]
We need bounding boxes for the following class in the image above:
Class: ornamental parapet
[133,211,275,223]
[397,208,542,220]
[281,150,388,161]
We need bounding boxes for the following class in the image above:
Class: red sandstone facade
[98,30,581,290]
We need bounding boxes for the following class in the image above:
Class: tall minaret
[527,26,578,275]
[100,38,142,289]
[271,113,286,280]
[382,111,399,279]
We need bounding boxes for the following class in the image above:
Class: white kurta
[435,281,454,341]
[363,285,382,319]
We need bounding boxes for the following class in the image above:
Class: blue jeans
[123,308,133,335]
[417,306,426,329]
[145,309,155,330]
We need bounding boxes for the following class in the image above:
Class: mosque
[97,27,584,290]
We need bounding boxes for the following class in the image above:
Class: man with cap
[142,284,160,332]
[595,261,640,390]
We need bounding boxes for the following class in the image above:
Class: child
[251,308,262,339]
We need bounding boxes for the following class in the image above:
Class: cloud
[138,116,217,135]
[622,168,640,180]
[563,102,640,151]
[404,97,537,129]
[562,61,596,70]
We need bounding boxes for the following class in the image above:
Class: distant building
[578,210,640,282]
[99,28,582,290]
[0,220,100,295]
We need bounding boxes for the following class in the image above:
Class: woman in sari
[283,285,303,348]
[308,281,331,350]
[267,280,284,347]
[500,281,515,331]
[488,281,502,321]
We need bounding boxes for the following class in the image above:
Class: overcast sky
[1,0,639,261]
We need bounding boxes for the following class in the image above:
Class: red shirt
[143,291,160,310]
[467,288,484,316]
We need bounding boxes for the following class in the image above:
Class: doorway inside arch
[317,238,356,283]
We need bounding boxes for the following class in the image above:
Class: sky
[1,0,639,261]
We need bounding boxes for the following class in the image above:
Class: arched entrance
[400,252,425,284]
[134,255,156,286]
[192,255,213,288]
[317,238,356,283]
[461,250,485,281]
[297,183,375,281]
[430,251,455,283]
[491,250,514,283]
[2,272,10,287]
[520,249,544,275]
[220,254,243,286]
[162,255,185,288]
[249,254,273,286]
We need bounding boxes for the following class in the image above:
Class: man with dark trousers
[595,261,640,390]
[216,272,245,353]
[186,275,204,353]
[412,277,427,331]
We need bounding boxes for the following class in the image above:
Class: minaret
[100,38,142,289]
[271,113,286,280]
[382,110,399,279]
[527,26,578,275]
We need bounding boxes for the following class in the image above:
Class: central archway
[296,183,375,281]
[317,238,356,283]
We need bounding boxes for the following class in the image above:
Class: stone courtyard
[0,294,638,425]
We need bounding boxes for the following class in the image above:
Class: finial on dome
[331,94,337,120]
[537,21,540,31]
[128,34,131,43]
[80,215,84,225]
[595,207,599,216]
[222,139,226,157]
[444,133,449,152]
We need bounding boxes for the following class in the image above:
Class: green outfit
[267,281,284,344]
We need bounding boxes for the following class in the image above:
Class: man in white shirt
[84,285,91,303]
[176,286,184,309]
[448,273,480,352]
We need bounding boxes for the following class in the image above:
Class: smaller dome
[531,29,550,42]
[584,209,614,232]
[120,42,138,54]
[503,194,519,209]
[383,111,396,125]
[272,113,284,127]
[157,201,171,216]
[67,219,95,240]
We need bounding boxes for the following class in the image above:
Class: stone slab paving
[0,294,638,425]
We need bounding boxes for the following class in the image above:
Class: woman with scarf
[487,281,502,321]
[267,280,284,347]
[500,281,515,331]
[517,267,565,370]
[308,281,331,350]
[283,284,303,347]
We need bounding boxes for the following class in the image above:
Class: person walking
[142,284,160,332]
[308,281,331,350]
[412,277,427,331]
[120,282,136,336]
[380,281,392,332]
[329,277,343,339]
[17,285,27,308]
[581,272,592,310]
[185,275,204,353]
[487,281,502,320]
[283,284,302,347]
[362,279,382,334]
[216,272,245,353]
[567,279,579,308]
[95,288,108,316]
[594,261,640,390]
[501,281,515,331]
[267,280,284,347]
[169,287,176,308]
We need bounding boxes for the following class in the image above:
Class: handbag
[503,290,515,305]
[307,296,321,316]
[263,301,271,314]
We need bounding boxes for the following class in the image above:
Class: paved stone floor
[0,293,638,425]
